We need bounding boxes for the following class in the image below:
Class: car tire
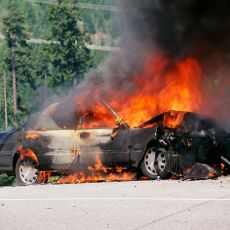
[15,157,39,186]
[141,146,171,180]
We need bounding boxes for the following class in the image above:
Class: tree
[3,1,34,127]
[46,0,92,88]
[84,14,96,34]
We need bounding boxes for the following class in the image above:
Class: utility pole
[11,34,17,127]
[44,73,47,102]
[3,70,8,130]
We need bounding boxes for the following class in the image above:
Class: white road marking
[0,197,230,201]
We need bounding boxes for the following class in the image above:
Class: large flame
[114,56,202,126]
[78,55,202,128]
[57,155,134,184]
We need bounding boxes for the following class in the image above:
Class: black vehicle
[0,103,230,185]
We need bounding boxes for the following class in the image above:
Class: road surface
[0,177,230,230]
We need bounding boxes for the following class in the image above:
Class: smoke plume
[119,0,230,119]
[61,0,230,125]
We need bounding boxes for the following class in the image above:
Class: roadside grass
[48,176,60,183]
[0,174,59,186]
[0,174,16,186]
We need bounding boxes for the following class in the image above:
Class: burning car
[0,101,230,185]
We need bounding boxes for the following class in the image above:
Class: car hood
[0,130,18,146]
[0,129,17,136]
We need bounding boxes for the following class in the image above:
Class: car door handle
[80,132,91,139]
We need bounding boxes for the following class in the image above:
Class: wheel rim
[19,158,38,185]
[143,147,167,176]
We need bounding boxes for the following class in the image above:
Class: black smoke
[118,0,230,121]
[120,0,230,58]
[55,0,230,124]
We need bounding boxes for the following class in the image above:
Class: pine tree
[3,1,34,127]
[46,0,92,88]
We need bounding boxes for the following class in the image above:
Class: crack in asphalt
[132,194,230,230]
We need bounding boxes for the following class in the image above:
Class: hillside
[0,0,120,45]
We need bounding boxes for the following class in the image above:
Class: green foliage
[0,0,120,42]
[0,174,15,186]
[0,0,113,130]
[91,50,108,66]
[81,0,120,44]
[2,0,35,127]
[84,14,96,34]
[0,0,51,39]
[46,0,92,87]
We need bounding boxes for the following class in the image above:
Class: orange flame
[57,155,134,184]
[76,55,202,128]
[163,111,185,128]
[18,145,39,163]
[118,56,202,126]
[25,133,39,140]
[17,145,51,183]
[208,172,216,178]
[221,163,225,169]
[38,171,51,183]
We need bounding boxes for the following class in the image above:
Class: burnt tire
[141,146,171,180]
[15,157,39,186]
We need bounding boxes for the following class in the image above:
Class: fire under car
[0,101,230,185]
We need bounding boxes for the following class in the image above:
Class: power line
[25,0,120,12]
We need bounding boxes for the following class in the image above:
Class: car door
[24,113,81,171]
[33,129,79,171]
[76,126,130,167]
[38,130,79,170]
[0,130,20,170]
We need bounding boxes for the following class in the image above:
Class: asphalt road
[0,177,230,230]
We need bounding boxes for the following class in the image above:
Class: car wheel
[141,146,171,179]
[15,157,39,186]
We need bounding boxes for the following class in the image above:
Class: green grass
[0,174,60,186]
[0,174,15,186]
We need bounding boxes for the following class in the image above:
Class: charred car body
[0,102,230,185]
